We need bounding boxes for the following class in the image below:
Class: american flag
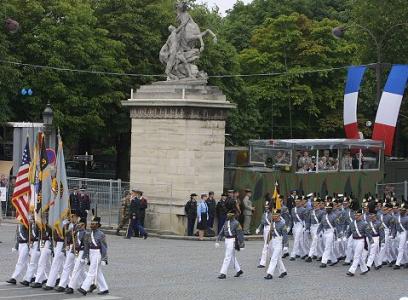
[12,138,31,228]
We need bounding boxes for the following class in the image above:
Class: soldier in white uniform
[6,223,30,284]
[21,219,41,286]
[78,216,109,295]
[392,203,408,269]
[305,198,324,262]
[31,218,53,288]
[55,213,79,292]
[255,202,272,268]
[65,217,87,294]
[43,227,66,290]
[215,212,245,279]
[264,209,288,280]
[289,198,307,260]
[346,209,372,276]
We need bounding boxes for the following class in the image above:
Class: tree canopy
[1,0,408,177]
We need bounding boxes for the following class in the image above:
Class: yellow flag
[273,181,281,209]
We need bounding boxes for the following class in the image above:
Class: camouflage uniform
[116,194,131,235]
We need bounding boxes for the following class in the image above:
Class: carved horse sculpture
[175,2,217,53]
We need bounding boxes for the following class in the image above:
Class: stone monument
[122,2,235,235]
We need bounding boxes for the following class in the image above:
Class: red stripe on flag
[344,122,360,139]
[372,122,395,156]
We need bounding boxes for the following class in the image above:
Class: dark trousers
[217,215,226,234]
[207,214,215,229]
[187,217,196,236]
[126,218,146,238]
[140,210,146,227]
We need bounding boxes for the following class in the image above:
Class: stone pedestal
[122,80,235,234]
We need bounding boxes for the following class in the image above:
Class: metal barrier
[376,181,408,200]
[67,177,172,227]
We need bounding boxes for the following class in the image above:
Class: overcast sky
[200,0,253,15]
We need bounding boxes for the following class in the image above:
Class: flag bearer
[6,223,30,284]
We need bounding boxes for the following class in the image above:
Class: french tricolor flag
[372,65,408,156]
[343,66,367,139]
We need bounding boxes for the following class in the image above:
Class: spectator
[216,193,227,234]
[242,189,255,235]
[297,151,312,171]
[184,193,197,236]
[206,191,216,233]
[126,188,148,239]
[197,193,209,240]
[140,192,148,227]
[342,151,353,170]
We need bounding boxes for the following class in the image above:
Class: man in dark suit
[125,188,148,239]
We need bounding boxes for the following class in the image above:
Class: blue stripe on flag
[383,65,408,96]
[345,66,367,94]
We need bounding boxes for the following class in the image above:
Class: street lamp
[42,101,53,147]
[332,23,408,104]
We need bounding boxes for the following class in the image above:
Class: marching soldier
[393,203,408,269]
[215,212,245,279]
[255,202,272,268]
[342,198,355,266]
[65,217,87,294]
[290,197,307,260]
[346,209,372,276]
[305,198,323,262]
[78,216,109,295]
[43,225,66,290]
[31,216,53,288]
[116,191,131,235]
[279,196,291,257]
[317,202,341,268]
[264,209,288,280]
[378,203,394,265]
[21,217,40,286]
[365,208,384,270]
[55,213,78,292]
[6,223,30,284]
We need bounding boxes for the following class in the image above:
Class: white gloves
[283,247,288,252]
[337,238,342,243]
[215,242,220,248]
[255,229,260,234]
[11,248,17,253]
[240,247,245,251]
[342,237,347,242]
[101,261,107,266]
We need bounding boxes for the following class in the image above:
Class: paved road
[0,223,407,300]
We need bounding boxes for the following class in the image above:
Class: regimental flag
[35,133,52,227]
[31,133,41,226]
[48,133,70,237]
[273,181,281,209]
[12,138,31,228]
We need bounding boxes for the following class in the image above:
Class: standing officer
[215,212,245,279]
[6,223,29,284]
[216,193,228,234]
[126,188,148,239]
[264,209,288,280]
[185,193,197,236]
[242,189,255,235]
[116,191,131,235]
[78,186,91,226]
[78,216,109,295]
[206,191,216,233]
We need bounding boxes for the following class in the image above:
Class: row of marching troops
[6,211,109,296]
[214,192,408,279]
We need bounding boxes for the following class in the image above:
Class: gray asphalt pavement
[0,223,407,300]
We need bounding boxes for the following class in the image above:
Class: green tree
[238,13,357,139]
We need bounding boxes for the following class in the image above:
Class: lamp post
[42,101,54,147]
[332,23,408,104]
